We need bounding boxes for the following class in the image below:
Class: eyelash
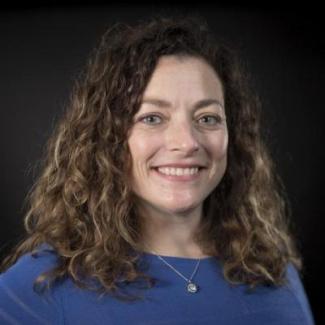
[139,114,223,126]
[140,115,162,125]
[198,115,223,125]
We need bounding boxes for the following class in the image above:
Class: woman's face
[127,55,228,216]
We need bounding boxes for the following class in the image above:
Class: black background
[1,2,324,324]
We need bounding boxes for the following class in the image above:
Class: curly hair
[1,14,303,300]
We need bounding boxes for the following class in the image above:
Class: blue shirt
[0,245,315,324]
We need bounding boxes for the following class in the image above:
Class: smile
[152,166,204,182]
[157,167,199,176]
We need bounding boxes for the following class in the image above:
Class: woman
[0,15,315,324]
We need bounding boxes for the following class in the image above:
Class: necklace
[153,252,201,293]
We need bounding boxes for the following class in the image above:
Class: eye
[139,114,163,125]
[197,115,223,125]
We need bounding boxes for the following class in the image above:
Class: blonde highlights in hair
[1,15,303,299]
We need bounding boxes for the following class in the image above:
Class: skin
[127,55,228,258]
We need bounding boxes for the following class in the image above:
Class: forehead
[142,55,224,104]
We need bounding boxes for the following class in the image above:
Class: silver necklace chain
[150,250,201,293]
[156,254,201,282]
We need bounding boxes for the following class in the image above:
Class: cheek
[206,132,228,182]
[128,131,162,168]
[209,130,228,159]
[221,131,228,155]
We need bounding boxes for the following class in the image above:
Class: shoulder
[0,243,59,293]
[233,262,315,324]
[241,262,314,324]
[2,243,58,274]
[284,262,315,324]
[0,243,64,324]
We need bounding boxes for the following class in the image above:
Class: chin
[161,200,202,215]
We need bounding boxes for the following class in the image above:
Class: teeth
[157,167,199,176]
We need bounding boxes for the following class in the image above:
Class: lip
[151,167,205,182]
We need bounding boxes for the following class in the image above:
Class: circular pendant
[187,282,199,293]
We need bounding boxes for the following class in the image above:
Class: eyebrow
[141,97,224,111]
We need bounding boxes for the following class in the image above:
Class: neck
[138,203,211,258]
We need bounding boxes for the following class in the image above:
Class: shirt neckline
[138,250,218,263]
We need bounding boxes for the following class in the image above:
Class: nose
[165,119,200,154]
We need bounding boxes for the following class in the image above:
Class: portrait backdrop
[0,3,323,323]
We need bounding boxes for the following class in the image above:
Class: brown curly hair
[1,14,303,300]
